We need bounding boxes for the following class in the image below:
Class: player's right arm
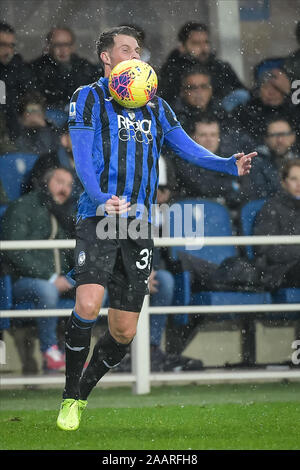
[68,86,130,214]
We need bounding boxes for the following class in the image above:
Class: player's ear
[100,51,111,66]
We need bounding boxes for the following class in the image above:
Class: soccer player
[56,25,256,431]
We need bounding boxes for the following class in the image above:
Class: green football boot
[57,398,80,431]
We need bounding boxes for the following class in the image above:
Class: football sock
[63,311,96,400]
[79,329,132,400]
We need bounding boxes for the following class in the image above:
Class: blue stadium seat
[170,199,271,319]
[0,275,12,330]
[45,108,68,128]
[0,153,38,200]
[240,199,300,316]
[240,199,266,259]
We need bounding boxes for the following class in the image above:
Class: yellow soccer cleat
[77,399,88,425]
[57,398,80,431]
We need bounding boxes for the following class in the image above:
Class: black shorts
[73,216,154,312]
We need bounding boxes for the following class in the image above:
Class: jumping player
[57,26,256,431]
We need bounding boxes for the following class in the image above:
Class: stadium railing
[1,235,300,393]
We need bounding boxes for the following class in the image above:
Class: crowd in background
[1,20,300,375]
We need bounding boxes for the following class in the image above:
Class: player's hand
[105,195,131,214]
[234,152,257,176]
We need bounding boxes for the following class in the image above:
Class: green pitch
[1,382,300,450]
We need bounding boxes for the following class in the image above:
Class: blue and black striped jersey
[69,76,238,223]
[69,77,181,222]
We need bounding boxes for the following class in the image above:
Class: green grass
[1,383,300,450]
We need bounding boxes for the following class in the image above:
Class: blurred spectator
[0,179,9,205]
[23,124,83,209]
[14,90,59,155]
[253,159,300,291]
[174,116,241,208]
[241,118,299,200]
[31,26,102,110]
[283,21,300,85]
[172,66,228,130]
[2,167,76,373]
[232,68,297,145]
[159,21,248,108]
[0,110,16,154]
[0,22,36,139]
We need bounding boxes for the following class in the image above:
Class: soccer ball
[108,59,158,108]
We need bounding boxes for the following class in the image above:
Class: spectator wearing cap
[241,117,300,201]
[159,21,248,108]
[31,26,102,110]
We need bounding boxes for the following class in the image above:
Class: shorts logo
[78,251,86,266]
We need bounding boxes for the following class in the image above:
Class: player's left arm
[164,125,257,176]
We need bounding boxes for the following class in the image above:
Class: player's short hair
[0,22,15,35]
[178,22,209,44]
[96,26,142,62]
[46,26,76,45]
[281,159,300,180]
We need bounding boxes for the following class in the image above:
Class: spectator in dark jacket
[241,118,299,200]
[254,159,300,290]
[159,22,248,108]
[31,26,102,110]
[174,116,241,208]
[233,69,297,145]
[0,22,36,139]
[172,66,228,130]
[2,167,75,373]
[14,90,60,156]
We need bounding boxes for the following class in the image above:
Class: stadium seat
[240,199,266,259]
[169,199,271,365]
[0,153,39,200]
[170,199,271,313]
[0,275,12,330]
[240,199,300,319]
[45,108,68,128]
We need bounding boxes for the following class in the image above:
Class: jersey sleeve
[158,98,181,135]
[68,86,98,130]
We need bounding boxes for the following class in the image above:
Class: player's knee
[111,325,137,344]
[75,298,100,321]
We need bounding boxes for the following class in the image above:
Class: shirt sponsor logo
[117,114,153,144]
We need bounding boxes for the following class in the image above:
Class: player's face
[181,73,212,109]
[48,169,73,204]
[191,122,220,154]
[101,34,141,75]
[49,29,75,63]
[183,31,211,62]
[282,166,300,198]
[0,31,16,65]
[265,121,296,156]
